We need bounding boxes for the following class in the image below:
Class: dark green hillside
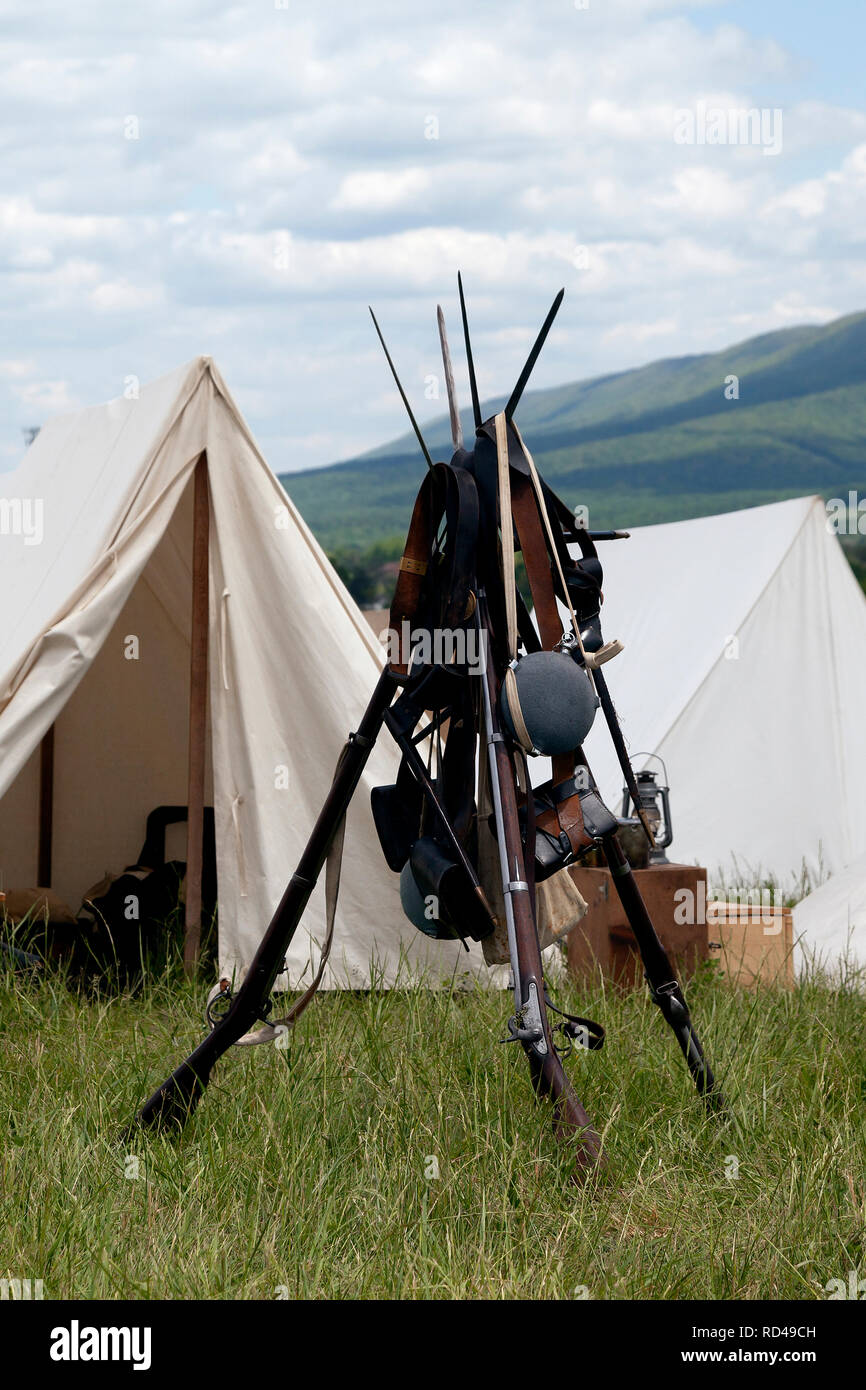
[283,310,866,552]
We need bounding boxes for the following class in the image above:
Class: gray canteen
[500,649,599,755]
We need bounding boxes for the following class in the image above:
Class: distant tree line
[328,537,532,609]
[841,535,866,596]
[327,537,405,608]
[331,531,866,611]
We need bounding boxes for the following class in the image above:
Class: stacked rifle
[134,278,724,1171]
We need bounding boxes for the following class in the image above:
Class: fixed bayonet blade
[437,305,463,451]
[369,307,434,472]
[457,271,482,429]
[504,288,564,422]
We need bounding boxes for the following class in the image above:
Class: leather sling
[491,412,594,860]
[389,461,479,678]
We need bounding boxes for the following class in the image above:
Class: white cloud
[12,379,78,412]
[768,293,838,324]
[654,166,755,220]
[587,100,678,141]
[0,359,36,378]
[332,168,433,212]
[603,317,679,344]
[0,0,863,470]
[90,279,165,311]
[764,180,828,219]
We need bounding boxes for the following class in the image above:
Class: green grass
[2,952,865,1300]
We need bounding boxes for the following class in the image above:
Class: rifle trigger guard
[205,979,233,1030]
[500,1015,544,1047]
[205,980,276,1035]
[499,981,548,1054]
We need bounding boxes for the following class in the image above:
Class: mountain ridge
[282,310,866,549]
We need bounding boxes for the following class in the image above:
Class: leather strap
[508,453,576,786]
[511,471,563,652]
[495,413,519,661]
[488,413,589,843]
[545,993,605,1051]
[390,479,433,675]
[512,421,592,667]
[494,414,536,754]
[389,462,479,679]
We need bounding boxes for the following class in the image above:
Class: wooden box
[706,901,794,989]
[566,862,709,987]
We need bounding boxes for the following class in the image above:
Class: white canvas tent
[573,496,866,892]
[792,853,866,980]
[0,356,492,988]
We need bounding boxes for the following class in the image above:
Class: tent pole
[184,452,209,974]
[38,724,55,887]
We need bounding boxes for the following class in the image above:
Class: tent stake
[38,724,54,887]
[184,453,209,974]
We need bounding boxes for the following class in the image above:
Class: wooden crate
[706,901,794,989]
[567,863,709,987]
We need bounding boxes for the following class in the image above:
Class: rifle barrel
[476,594,603,1169]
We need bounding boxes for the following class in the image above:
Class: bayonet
[504,288,565,421]
[436,305,463,451]
[457,271,482,429]
[369,307,434,472]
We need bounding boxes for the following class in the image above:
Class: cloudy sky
[1,0,864,473]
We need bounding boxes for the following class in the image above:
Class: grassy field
[2,952,865,1301]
